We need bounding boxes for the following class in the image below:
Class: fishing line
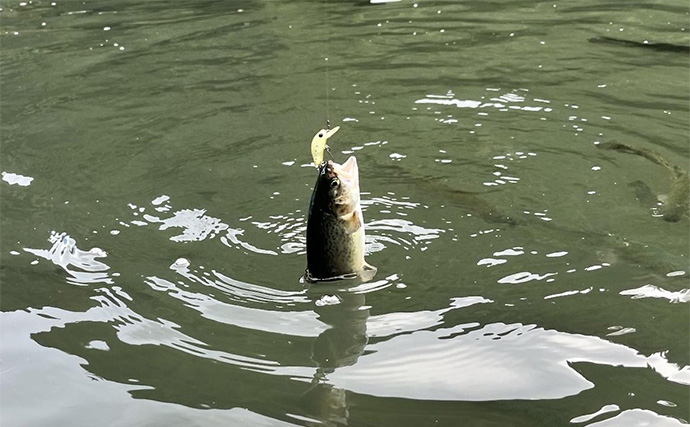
[324,0,331,130]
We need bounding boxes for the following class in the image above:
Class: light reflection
[583,409,686,426]
[367,296,491,339]
[415,90,553,115]
[24,286,306,375]
[2,171,34,186]
[477,258,507,268]
[130,196,278,255]
[570,404,620,423]
[326,322,689,401]
[545,288,592,300]
[620,285,690,304]
[24,232,112,286]
[498,271,557,284]
[145,275,325,338]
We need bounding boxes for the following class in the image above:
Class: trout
[306,156,375,281]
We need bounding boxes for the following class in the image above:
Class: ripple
[367,296,492,339]
[326,322,688,401]
[128,196,278,255]
[24,232,112,286]
[268,195,441,257]
[27,285,314,378]
[249,210,305,255]
[151,208,228,242]
[93,288,303,373]
[144,261,325,337]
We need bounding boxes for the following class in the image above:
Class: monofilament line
[324,0,331,127]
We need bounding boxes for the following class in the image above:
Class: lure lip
[324,126,340,139]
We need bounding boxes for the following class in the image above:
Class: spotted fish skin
[306,157,366,280]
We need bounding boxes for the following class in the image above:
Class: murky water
[1,0,688,426]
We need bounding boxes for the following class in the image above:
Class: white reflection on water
[477,242,616,285]
[3,311,285,425]
[24,231,112,286]
[367,296,491,338]
[415,90,553,114]
[144,268,325,338]
[584,409,686,427]
[326,322,690,401]
[147,208,228,242]
[131,196,278,255]
[498,271,557,284]
[545,287,592,300]
[25,286,313,378]
[1,171,34,186]
[619,285,690,303]
[570,404,620,423]
[251,211,305,255]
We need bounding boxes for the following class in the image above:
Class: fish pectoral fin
[340,209,362,233]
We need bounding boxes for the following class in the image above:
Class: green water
[1,0,689,426]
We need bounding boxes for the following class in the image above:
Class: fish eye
[330,178,339,188]
[318,133,323,138]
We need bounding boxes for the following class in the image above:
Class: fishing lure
[310,125,340,167]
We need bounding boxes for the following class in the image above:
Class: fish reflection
[299,284,370,426]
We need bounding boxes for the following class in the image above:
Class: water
[1,0,688,426]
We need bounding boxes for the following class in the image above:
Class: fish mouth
[328,156,359,188]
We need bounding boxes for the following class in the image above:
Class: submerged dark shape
[369,160,519,225]
[306,157,376,281]
[597,141,689,222]
[588,36,690,53]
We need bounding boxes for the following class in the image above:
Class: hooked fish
[306,156,375,281]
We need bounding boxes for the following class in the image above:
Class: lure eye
[318,133,323,138]
[330,178,339,188]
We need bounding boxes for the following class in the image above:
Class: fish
[588,36,690,54]
[306,156,375,281]
[310,126,340,167]
[597,141,689,222]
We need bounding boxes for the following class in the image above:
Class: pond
[1,0,688,426]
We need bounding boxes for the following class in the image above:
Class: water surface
[1,0,688,426]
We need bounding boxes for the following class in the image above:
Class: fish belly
[307,212,365,279]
